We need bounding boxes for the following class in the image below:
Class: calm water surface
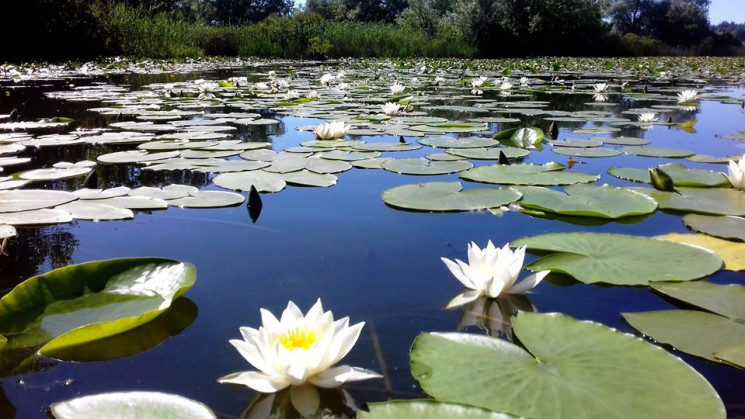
[1,67,744,417]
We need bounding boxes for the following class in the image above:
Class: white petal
[305,299,325,324]
[441,257,477,289]
[260,308,281,331]
[285,360,310,385]
[326,321,363,364]
[239,326,260,342]
[456,259,488,290]
[508,270,550,294]
[445,289,483,308]
[228,339,274,374]
[309,365,382,388]
[218,371,290,393]
[280,300,304,325]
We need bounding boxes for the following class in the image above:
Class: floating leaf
[596,136,650,146]
[0,190,78,213]
[494,127,544,149]
[358,400,513,419]
[382,182,520,212]
[551,147,620,158]
[0,258,196,355]
[683,214,745,241]
[655,233,745,271]
[55,202,134,221]
[636,187,745,216]
[167,191,245,208]
[351,142,422,152]
[382,158,473,175]
[513,184,657,219]
[93,196,169,211]
[213,171,286,193]
[0,209,73,226]
[18,166,92,181]
[512,232,722,285]
[74,187,131,200]
[446,147,530,160]
[418,136,498,149]
[410,313,724,419]
[97,150,180,164]
[461,163,599,186]
[50,391,215,419]
[282,170,338,187]
[620,146,695,158]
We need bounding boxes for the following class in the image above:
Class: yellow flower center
[279,327,317,351]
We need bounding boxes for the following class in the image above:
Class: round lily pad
[418,136,498,149]
[167,191,245,208]
[128,186,194,200]
[74,187,132,200]
[0,190,78,213]
[213,171,286,193]
[98,150,180,164]
[551,147,621,158]
[636,187,745,216]
[351,142,422,152]
[513,184,657,218]
[446,147,530,160]
[0,208,73,225]
[549,139,603,148]
[282,170,338,187]
[382,158,473,175]
[410,313,724,419]
[461,163,600,186]
[18,166,92,181]
[683,214,745,241]
[620,146,695,158]
[382,181,521,212]
[358,401,513,419]
[55,202,135,221]
[50,391,216,419]
[598,136,650,146]
[512,232,722,285]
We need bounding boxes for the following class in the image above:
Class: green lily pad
[317,150,381,161]
[610,164,728,187]
[598,136,650,146]
[359,400,513,419]
[351,142,422,152]
[93,196,169,210]
[551,147,621,158]
[686,154,736,164]
[74,187,132,200]
[382,158,473,175]
[282,170,338,187]
[382,182,520,212]
[50,391,215,419]
[513,184,657,218]
[0,209,73,225]
[494,127,544,149]
[128,186,192,201]
[213,171,286,193]
[352,158,395,169]
[55,202,134,221]
[549,139,603,148]
[635,187,745,216]
[0,190,78,213]
[461,163,599,186]
[512,232,722,285]
[683,214,745,241]
[167,191,245,208]
[418,136,498,149]
[98,150,180,164]
[620,146,695,158]
[410,313,724,419]
[0,258,196,355]
[410,122,488,134]
[445,147,530,160]
[18,167,92,181]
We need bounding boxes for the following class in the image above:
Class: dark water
[0,69,744,418]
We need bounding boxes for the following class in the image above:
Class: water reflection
[0,386,15,418]
[452,294,537,340]
[0,227,78,293]
[240,385,356,419]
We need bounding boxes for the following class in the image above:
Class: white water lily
[725,153,745,190]
[592,83,608,93]
[677,89,698,103]
[638,112,659,123]
[390,83,405,95]
[320,73,335,85]
[337,82,350,91]
[434,76,445,85]
[519,77,529,86]
[218,299,382,393]
[253,82,269,91]
[499,81,513,91]
[381,102,401,116]
[593,93,608,102]
[441,241,549,306]
[267,70,276,79]
[471,77,486,88]
[314,121,348,140]
[197,81,218,99]
[285,90,300,100]
[162,84,175,98]
[307,90,319,100]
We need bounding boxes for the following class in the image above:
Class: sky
[709,0,745,24]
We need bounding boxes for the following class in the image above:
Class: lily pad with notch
[461,163,599,186]
[512,184,657,219]
[382,181,521,212]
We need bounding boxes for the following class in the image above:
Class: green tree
[210,0,294,24]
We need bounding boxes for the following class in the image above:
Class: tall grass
[92,4,475,59]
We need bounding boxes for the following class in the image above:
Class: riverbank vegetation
[2,0,744,62]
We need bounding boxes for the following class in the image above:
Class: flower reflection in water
[452,294,537,341]
[240,384,357,419]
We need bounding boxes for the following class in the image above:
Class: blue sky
[709,0,745,24]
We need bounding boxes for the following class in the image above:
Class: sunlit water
[1,66,744,417]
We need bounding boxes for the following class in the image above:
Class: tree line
[2,0,743,62]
